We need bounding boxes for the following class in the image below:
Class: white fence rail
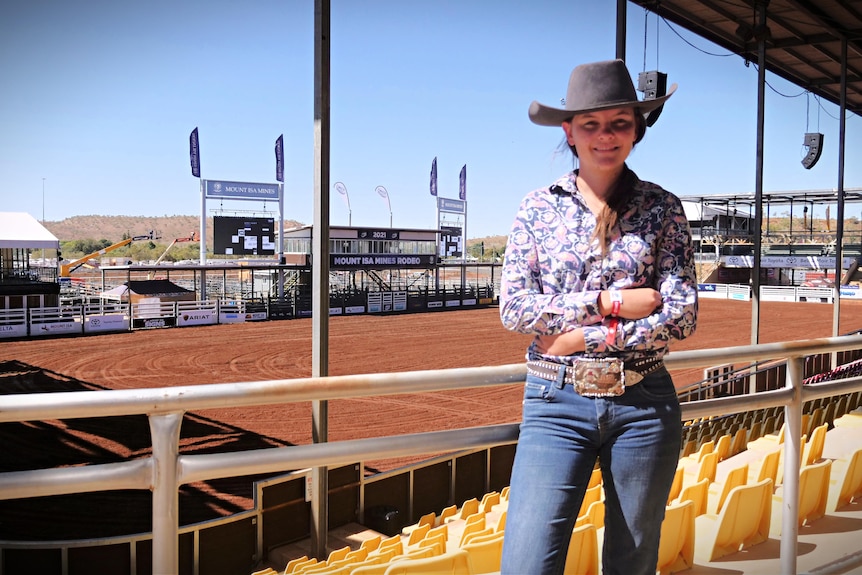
[698,283,841,302]
[1,336,862,574]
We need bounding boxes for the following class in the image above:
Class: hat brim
[528,83,677,126]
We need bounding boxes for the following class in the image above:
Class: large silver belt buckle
[573,357,625,397]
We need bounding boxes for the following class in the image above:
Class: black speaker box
[801,132,824,169]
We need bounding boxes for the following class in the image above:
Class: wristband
[609,289,623,317]
[606,317,619,347]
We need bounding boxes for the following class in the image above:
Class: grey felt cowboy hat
[528,59,677,126]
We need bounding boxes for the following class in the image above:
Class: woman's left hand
[535,329,586,356]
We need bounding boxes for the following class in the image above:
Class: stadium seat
[327,546,351,563]
[360,535,382,553]
[714,433,732,462]
[423,524,448,543]
[667,465,684,505]
[656,499,695,575]
[445,498,479,523]
[675,477,710,517]
[749,448,781,487]
[383,549,472,575]
[708,463,749,515]
[406,523,430,546]
[500,486,510,500]
[588,466,602,489]
[771,459,832,537]
[804,423,828,466]
[436,504,458,526]
[729,427,748,457]
[563,523,599,575]
[251,569,278,575]
[683,451,718,490]
[480,491,500,513]
[417,532,447,556]
[401,511,435,537]
[575,498,605,530]
[494,510,506,533]
[694,478,773,562]
[578,483,603,517]
[284,556,309,574]
[457,514,487,547]
[461,531,504,574]
[460,526,494,547]
[828,447,862,511]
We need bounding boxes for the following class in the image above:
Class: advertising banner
[84,314,130,333]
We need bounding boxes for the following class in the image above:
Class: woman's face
[562,107,638,174]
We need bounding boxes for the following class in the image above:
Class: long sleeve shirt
[499,170,698,363]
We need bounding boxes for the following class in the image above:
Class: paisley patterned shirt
[500,169,698,363]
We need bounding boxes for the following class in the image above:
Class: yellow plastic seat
[708,463,749,515]
[577,483,603,517]
[252,569,278,575]
[461,531,504,574]
[406,522,431,546]
[694,478,773,562]
[587,466,602,489]
[683,451,718,490]
[402,511,436,537]
[290,558,320,574]
[656,499,695,575]
[360,535,383,554]
[457,514,487,547]
[480,491,500,513]
[436,504,458,526]
[327,545,351,564]
[494,509,506,533]
[500,486,510,500]
[284,556,309,574]
[423,524,448,543]
[729,427,748,457]
[667,465,684,505]
[828,447,862,511]
[803,423,828,466]
[445,497,479,523]
[771,458,832,536]
[575,498,605,529]
[417,532,447,556]
[714,433,732,462]
[675,477,710,517]
[383,549,472,575]
[563,523,599,575]
[749,448,781,486]
[460,526,494,547]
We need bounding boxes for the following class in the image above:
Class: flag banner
[430,157,438,196]
[275,134,284,182]
[190,127,200,178]
[333,181,351,211]
[375,185,389,199]
[459,164,466,200]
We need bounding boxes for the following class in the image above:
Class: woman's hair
[564,111,646,255]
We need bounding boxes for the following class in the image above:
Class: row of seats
[256,400,862,575]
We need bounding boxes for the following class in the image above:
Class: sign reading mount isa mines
[205,180,279,201]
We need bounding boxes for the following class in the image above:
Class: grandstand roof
[628,0,862,118]
[0,212,59,250]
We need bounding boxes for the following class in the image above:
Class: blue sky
[2,1,860,239]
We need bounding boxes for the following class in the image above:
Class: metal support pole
[750,1,768,345]
[312,0,331,560]
[615,0,626,60]
[150,412,183,575]
[781,357,803,575]
[833,38,848,339]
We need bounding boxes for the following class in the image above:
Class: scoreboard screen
[213,216,276,256]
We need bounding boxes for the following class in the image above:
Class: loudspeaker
[637,71,668,127]
[801,132,824,169]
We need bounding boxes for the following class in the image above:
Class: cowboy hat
[528,59,677,126]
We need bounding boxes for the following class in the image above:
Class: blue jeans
[500,368,682,575]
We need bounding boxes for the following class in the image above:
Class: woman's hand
[600,288,661,319]
[535,329,586,356]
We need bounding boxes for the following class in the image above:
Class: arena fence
[2,336,862,574]
[697,282,860,303]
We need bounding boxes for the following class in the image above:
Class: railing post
[781,356,804,575]
[150,412,184,575]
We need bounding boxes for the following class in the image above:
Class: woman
[499,59,698,575]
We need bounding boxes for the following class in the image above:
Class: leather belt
[526,356,664,388]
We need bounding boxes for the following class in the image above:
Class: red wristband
[608,289,623,317]
[606,317,619,347]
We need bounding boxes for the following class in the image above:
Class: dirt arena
[2,298,862,540]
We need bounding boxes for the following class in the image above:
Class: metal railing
[2,336,862,574]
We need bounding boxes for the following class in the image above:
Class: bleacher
[256,391,862,575]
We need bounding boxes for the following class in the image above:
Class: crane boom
[59,232,157,277]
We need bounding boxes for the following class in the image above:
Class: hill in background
[43,215,508,259]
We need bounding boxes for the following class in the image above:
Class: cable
[660,17,737,57]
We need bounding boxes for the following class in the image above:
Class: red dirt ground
[2,299,862,540]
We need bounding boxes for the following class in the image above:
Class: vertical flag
[275,134,284,182]
[189,127,200,178]
[459,164,466,200]
[430,157,438,196]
